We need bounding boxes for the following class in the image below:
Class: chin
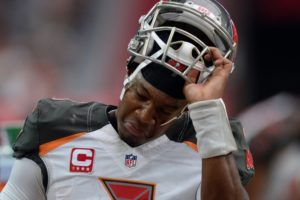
[120,134,142,147]
[117,129,140,147]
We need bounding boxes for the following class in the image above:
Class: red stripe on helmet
[246,149,254,170]
[230,20,238,45]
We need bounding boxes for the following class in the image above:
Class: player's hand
[183,47,233,103]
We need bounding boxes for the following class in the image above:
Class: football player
[1,0,252,199]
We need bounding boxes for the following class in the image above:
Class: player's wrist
[188,98,237,158]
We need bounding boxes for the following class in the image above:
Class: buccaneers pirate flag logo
[99,177,156,200]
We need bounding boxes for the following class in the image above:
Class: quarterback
[1,0,253,199]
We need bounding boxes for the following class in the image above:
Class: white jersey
[1,98,252,200]
[42,124,201,200]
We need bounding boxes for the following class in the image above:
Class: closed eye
[135,90,148,101]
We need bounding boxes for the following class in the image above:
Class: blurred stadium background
[0,0,300,199]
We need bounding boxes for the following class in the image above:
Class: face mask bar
[128,25,211,83]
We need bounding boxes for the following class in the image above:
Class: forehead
[140,64,186,99]
[133,73,187,106]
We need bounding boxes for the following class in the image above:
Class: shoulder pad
[13,98,113,158]
[230,119,255,186]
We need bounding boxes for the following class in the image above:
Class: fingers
[186,68,200,83]
[204,47,233,73]
[185,47,233,84]
[183,47,233,101]
[204,47,225,61]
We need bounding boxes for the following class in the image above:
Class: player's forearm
[201,154,249,200]
[188,99,250,199]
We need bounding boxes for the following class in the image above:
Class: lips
[124,121,146,138]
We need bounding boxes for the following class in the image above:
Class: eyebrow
[139,82,183,110]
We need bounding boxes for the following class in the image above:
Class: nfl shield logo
[125,154,137,168]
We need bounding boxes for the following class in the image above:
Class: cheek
[117,93,136,121]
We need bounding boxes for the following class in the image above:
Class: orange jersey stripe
[39,132,85,156]
[183,141,198,152]
[0,182,5,192]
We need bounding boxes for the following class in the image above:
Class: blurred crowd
[0,0,93,120]
[238,93,300,200]
[0,0,158,121]
[0,0,300,199]
[0,0,251,120]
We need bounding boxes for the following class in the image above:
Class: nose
[136,103,156,126]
